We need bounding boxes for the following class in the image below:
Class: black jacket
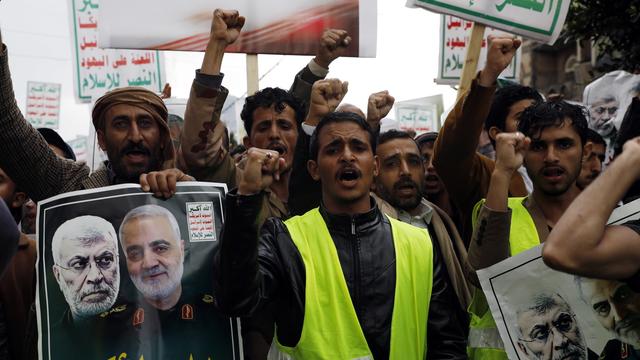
[214,191,467,359]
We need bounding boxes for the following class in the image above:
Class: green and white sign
[69,0,165,102]
[409,0,570,44]
[395,94,444,135]
[25,82,61,129]
[437,15,521,85]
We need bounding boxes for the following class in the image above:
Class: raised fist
[210,9,245,45]
[479,35,521,86]
[495,132,530,174]
[237,148,285,195]
[314,29,352,69]
[306,79,349,126]
[366,91,395,130]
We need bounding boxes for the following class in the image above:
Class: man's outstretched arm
[0,35,89,202]
[179,9,240,184]
[544,137,640,279]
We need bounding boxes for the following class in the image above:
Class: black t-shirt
[621,219,640,292]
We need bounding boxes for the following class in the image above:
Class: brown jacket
[374,194,474,309]
[467,197,549,286]
[0,234,36,360]
[433,75,528,247]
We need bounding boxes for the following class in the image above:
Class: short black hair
[240,87,306,136]
[377,129,415,148]
[484,85,543,134]
[518,100,588,146]
[585,128,606,147]
[309,112,375,161]
[415,131,438,148]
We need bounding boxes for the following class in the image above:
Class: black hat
[37,128,76,161]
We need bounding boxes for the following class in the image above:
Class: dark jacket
[0,233,36,360]
[214,191,468,359]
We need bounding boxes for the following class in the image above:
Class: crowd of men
[1,7,640,360]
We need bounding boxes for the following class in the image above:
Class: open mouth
[124,149,150,162]
[267,143,287,155]
[337,167,361,187]
[542,166,565,182]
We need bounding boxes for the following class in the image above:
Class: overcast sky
[0,0,457,141]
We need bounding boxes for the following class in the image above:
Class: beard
[613,314,640,348]
[107,141,162,183]
[377,177,423,212]
[130,262,184,301]
[60,273,120,318]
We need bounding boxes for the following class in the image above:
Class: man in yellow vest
[214,112,467,359]
[466,100,592,359]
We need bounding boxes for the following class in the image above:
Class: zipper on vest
[351,217,362,318]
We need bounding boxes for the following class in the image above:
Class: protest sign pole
[240,53,260,138]
[456,23,485,100]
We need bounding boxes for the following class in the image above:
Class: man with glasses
[588,97,619,139]
[515,292,596,359]
[51,215,120,321]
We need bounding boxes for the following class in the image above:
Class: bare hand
[479,35,521,86]
[160,83,172,99]
[140,169,194,199]
[366,91,395,130]
[210,9,245,45]
[495,132,530,174]
[314,29,351,69]
[305,79,349,126]
[238,148,285,195]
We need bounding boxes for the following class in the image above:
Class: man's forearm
[0,46,89,201]
[214,191,264,316]
[433,76,496,205]
[544,151,640,270]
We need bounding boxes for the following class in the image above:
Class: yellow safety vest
[467,197,540,360]
[272,208,434,360]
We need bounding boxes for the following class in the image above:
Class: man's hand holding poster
[36,183,241,360]
[477,199,640,359]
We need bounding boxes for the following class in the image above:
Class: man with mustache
[180,9,348,225]
[119,205,184,310]
[373,130,472,324]
[575,277,640,358]
[576,129,606,190]
[467,100,591,359]
[117,204,232,360]
[214,112,466,359]
[515,292,595,360]
[51,216,120,321]
[0,28,190,207]
[433,36,543,250]
[415,132,463,231]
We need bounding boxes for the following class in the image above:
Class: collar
[396,198,434,225]
[523,196,551,242]
[318,197,381,235]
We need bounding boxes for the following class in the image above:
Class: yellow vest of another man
[467,197,540,360]
[271,208,434,360]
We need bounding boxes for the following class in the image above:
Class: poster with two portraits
[478,199,640,359]
[36,183,241,360]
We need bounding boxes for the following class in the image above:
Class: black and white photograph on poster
[477,200,640,359]
[36,182,242,360]
[583,71,640,164]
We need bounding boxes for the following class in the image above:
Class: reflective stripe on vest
[467,197,540,359]
[273,208,433,360]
